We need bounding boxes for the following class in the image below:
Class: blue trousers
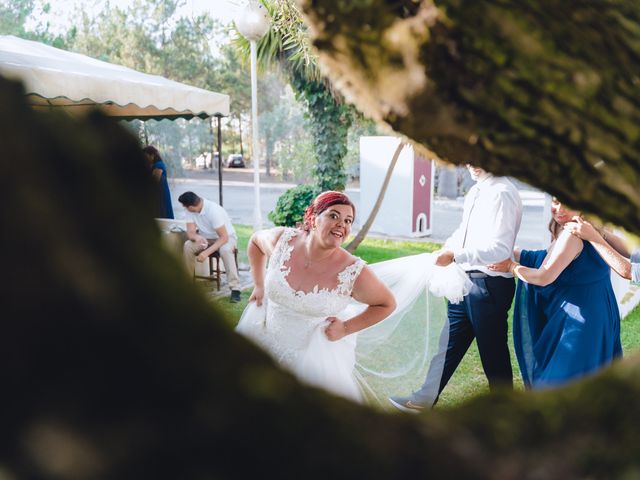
[417,274,515,404]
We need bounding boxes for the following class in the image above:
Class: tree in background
[0,0,70,46]
[215,40,251,159]
[258,72,288,175]
[234,0,354,191]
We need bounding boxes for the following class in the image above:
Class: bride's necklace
[303,240,335,269]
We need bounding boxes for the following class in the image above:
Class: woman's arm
[247,227,285,305]
[605,232,631,258]
[564,218,631,279]
[151,167,163,182]
[489,230,583,286]
[324,266,397,341]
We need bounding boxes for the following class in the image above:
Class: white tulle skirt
[236,253,472,407]
[236,301,363,402]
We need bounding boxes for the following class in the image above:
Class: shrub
[268,184,321,227]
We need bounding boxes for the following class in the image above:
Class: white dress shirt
[445,174,523,277]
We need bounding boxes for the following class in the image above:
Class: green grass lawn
[218,224,640,409]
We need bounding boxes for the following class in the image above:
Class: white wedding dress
[236,227,472,406]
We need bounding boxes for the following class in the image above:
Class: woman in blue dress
[143,145,174,219]
[489,198,622,389]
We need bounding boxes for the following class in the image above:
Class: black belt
[465,270,488,279]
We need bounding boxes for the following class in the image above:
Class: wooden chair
[195,247,239,291]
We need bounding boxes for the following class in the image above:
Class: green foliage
[344,115,379,180]
[621,303,640,353]
[0,0,72,46]
[233,0,320,82]
[278,128,316,182]
[267,184,320,227]
[291,73,353,191]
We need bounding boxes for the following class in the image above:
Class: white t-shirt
[187,199,237,240]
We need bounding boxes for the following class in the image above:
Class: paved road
[169,173,549,250]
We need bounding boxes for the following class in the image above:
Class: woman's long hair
[548,217,563,242]
[142,145,162,164]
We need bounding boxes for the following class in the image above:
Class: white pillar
[250,39,262,231]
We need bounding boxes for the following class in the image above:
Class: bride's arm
[489,230,583,286]
[247,227,285,305]
[325,266,396,341]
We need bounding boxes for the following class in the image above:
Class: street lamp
[236,0,271,231]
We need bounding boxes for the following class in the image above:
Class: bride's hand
[324,317,347,342]
[488,259,514,273]
[249,286,264,306]
[434,249,455,267]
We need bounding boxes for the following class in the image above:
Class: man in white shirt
[178,191,241,302]
[390,165,523,412]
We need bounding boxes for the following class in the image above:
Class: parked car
[226,154,245,168]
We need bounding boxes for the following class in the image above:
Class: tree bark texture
[301,0,640,235]
[2,74,640,478]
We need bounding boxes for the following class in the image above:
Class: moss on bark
[302,0,640,234]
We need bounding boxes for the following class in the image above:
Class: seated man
[178,191,241,303]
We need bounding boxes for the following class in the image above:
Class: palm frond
[230,0,320,82]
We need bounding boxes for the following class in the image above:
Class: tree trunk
[238,114,244,157]
[266,137,272,176]
[301,0,640,234]
[345,141,404,252]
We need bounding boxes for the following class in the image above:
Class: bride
[236,191,470,405]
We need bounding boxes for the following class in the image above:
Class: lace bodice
[259,228,365,369]
[265,228,365,318]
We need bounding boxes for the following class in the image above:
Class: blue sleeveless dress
[152,160,174,219]
[514,241,622,389]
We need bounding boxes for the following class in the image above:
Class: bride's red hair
[302,191,355,232]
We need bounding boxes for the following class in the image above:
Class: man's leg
[390,299,474,411]
[183,240,205,276]
[431,299,476,398]
[218,239,240,292]
[469,276,515,390]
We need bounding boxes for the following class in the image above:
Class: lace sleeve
[268,227,297,270]
[336,258,366,296]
